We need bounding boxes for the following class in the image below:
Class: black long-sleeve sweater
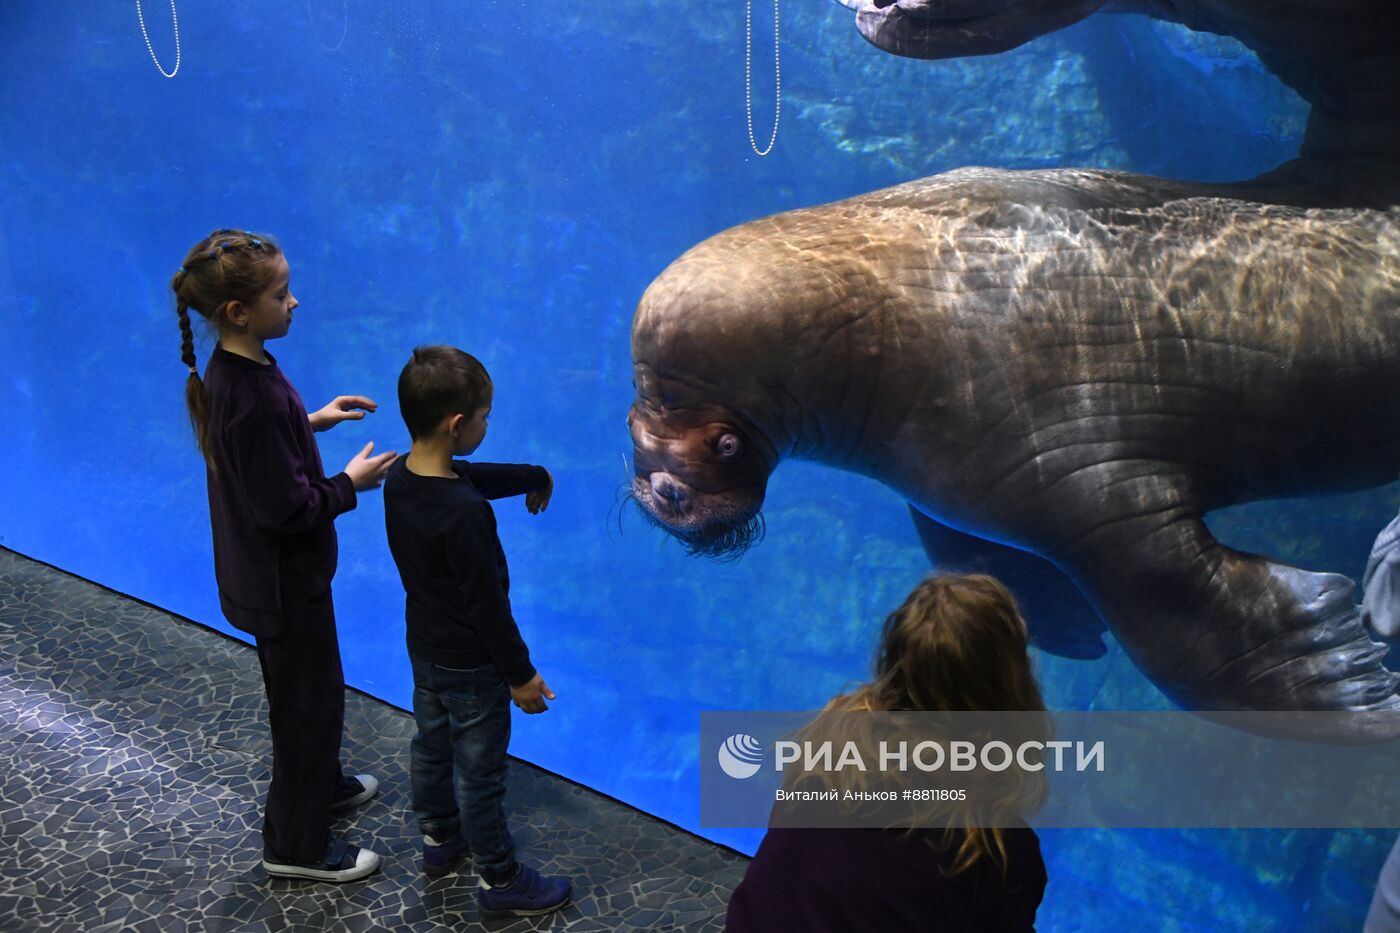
[383,457,546,687]
[726,826,1046,932]
[203,346,357,638]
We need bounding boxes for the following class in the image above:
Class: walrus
[626,0,1400,738]
[627,167,1400,738]
[833,0,1400,209]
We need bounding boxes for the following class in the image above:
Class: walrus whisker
[606,482,638,542]
[631,506,765,563]
[678,511,765,562]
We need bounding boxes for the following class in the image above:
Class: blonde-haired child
[726,573,1049,932]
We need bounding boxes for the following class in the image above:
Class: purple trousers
[254,586,347,862]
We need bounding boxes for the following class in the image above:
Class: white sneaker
[330,773,380,811]
[262,836,382,883]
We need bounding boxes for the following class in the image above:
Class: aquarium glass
[1,3,1392,929]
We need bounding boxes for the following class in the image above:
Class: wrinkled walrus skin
[628,167,1400,740]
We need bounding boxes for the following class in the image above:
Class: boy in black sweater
[383,345,571,918]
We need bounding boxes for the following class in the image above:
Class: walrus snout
[650,474,690,517]
[630,469,767,560]
[631,471,712,529]
[626,396,777,559]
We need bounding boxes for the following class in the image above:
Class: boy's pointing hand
[510,673,556,714]
[526,469,553,515]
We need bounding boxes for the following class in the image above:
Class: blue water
[2,2,1394,928]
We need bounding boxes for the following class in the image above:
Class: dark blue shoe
[478,864,571,918]
[331,773,379,811]
[423,834,471,877]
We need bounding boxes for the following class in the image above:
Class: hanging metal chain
[307,0,349,52]
[746,0,780,156]
[136,0,181,78]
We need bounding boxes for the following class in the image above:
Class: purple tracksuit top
[202,345,356,638]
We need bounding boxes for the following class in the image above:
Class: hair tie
[178,266,186,274]
[187,364,198,376]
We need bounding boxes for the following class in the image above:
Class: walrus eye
[716,433,741,459]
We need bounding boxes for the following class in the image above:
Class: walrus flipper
[907,506,1107,660]
[837,0,1103,61]
[1362,509,1400,642]
[1069,506,1400,741]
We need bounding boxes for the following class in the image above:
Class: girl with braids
[173,229,398,883]
[725,573,1049,932]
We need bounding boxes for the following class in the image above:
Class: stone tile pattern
[0,548,746,931]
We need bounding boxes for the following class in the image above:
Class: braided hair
[171,229,282,466]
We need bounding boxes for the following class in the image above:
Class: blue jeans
[408,654,517,885]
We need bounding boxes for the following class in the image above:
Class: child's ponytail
[173,267,214,468]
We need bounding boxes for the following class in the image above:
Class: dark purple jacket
[725,826,1046,933]
[203,346,356,638]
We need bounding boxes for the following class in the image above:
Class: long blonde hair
[170,229,283,466]
[823,573,1047,874]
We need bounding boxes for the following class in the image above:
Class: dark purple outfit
[725,826,1046,933]
[203,345,357,861]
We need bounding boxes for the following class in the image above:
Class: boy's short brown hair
[398,345,492,440]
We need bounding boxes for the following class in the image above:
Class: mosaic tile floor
[0,547,747,931]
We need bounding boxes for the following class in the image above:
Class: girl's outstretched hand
[310,395,378,432]
[526,469,553,514]
[344,441,398,491]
